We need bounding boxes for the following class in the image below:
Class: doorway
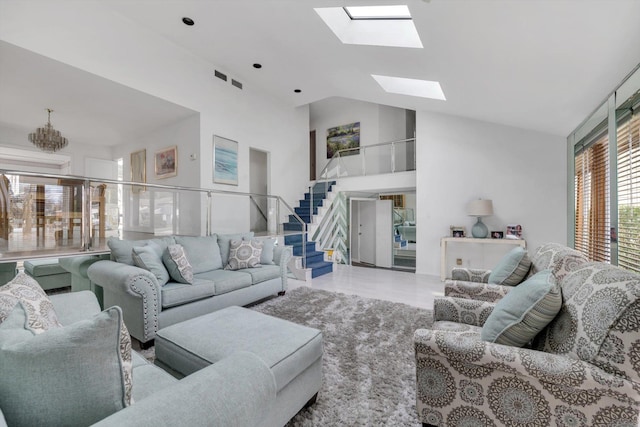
[349,198,393,268]
[309,130,316,181]
[249,148,269,234]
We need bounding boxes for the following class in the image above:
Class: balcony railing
[0,170,307,262]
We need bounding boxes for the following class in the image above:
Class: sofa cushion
[132,241,170,286]
[161,279,217,308]
[23,258,66,276]
[241,264,281,285]
[162,244,194,284]
[225,239,262,270]
[488,246,531,286]
[195,269,252,295]
[481,270,561,347]
[0,273,62,334]
[108,236,175,265]
[257,238,276,265]
[175,235,223,273]
[217,232,254,267]
[0,304,131,427]
[533,263,640,365]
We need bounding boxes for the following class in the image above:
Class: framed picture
[327,122,360,159]
[213,135,238,185]
[130,149,146,193]
[450,226,466,238]
[155,146,177,179]
[491,231,504,239]
[506,224,523,239]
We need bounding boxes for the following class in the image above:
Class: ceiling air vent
[231,79,243,90]
[214,70,227,81]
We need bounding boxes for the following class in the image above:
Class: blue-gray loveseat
[87,233,291,346]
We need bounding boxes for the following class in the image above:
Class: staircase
[283,182,336,278]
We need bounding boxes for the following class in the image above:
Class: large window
[617,109,640,272]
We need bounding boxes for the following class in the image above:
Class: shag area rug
[251,287,434,426]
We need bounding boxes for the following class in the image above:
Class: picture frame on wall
[213,135,238,185]
[326,121,360,159]
[130,149,146,193]
[155,146,177,179]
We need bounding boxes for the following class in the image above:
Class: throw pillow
[0,304,132,426]
[257,238,276,265]
[0,273,62,334]
[217,232,255,267]
[225,239,263,270]
[481,269,561,347]
[175,235,223,273]
[488,246,531,286]
[132,241,170,286]
[162,244,194,284]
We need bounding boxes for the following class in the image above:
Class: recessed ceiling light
[314,6,422,48]
[343,5,411,20]
[182,17,194,26]
[371,75,446,100]
[294,89,302,93]
[253,63,262,69]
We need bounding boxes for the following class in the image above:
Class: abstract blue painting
[213,135,238,185]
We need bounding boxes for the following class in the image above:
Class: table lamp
[467,199,493,238]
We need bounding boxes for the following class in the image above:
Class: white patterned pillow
[0,273,62,334]
[225,239,263,270]
[162,244,194,284]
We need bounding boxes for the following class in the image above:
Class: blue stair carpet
[284,182,336,278]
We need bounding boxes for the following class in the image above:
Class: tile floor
[288,264,444,311]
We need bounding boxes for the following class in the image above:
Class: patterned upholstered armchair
[445,243,588,303]
[415,262,640,426]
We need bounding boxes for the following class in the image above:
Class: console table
[440,237,526,280]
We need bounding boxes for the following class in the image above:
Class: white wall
[416,111,567,276]
[310,97,409,178]
[0,1,309,234]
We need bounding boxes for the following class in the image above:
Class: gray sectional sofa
[87,233,292,346]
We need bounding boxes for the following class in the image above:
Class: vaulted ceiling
[1,0,640,145]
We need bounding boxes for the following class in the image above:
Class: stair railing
[0,169,307,262]
[310,191,348,264]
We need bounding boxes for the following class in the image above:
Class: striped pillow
[488,246,531,286]
[481,270,561,347]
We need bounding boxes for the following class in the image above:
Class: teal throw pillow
[257,238,276,265]
[0,304,132,427]
[108,236,175,265]
[174,235,223,273]
[132,241,170,286]
[217,232,255,266]
[225,239,263,270]
[162,244,194,284]
[481,269,561,347]
[488,246,531,286]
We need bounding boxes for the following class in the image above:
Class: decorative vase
[471,217,488,238]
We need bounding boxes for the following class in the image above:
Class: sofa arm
[414,329,640,425]
[444,279,513,303]
[451,267,490,282]
[59,254,110,279]
[92,352,276,427]
[50,291,102,325]
[88,261,161,343]
[434,296,495,327]
[274,245,293,291]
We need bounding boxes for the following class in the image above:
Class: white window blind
[617,109,640,273]
[575,131,610,262]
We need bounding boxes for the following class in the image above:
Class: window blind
[575,131,610,262]
[617,109,640,273]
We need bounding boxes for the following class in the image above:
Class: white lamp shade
[467,199,494,217]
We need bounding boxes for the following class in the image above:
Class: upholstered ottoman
[155,306,323,427]
[24,258,71,291]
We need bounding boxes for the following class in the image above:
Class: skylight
[343,5,411,20]
[371,75,446,100]
[315,6,423,48]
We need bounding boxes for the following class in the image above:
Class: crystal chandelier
[28,108,69,152]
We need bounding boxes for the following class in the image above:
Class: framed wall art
[213,135,238,185]
[326,121,360,159]
[155,145,177,179]
[130,149,146,193]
